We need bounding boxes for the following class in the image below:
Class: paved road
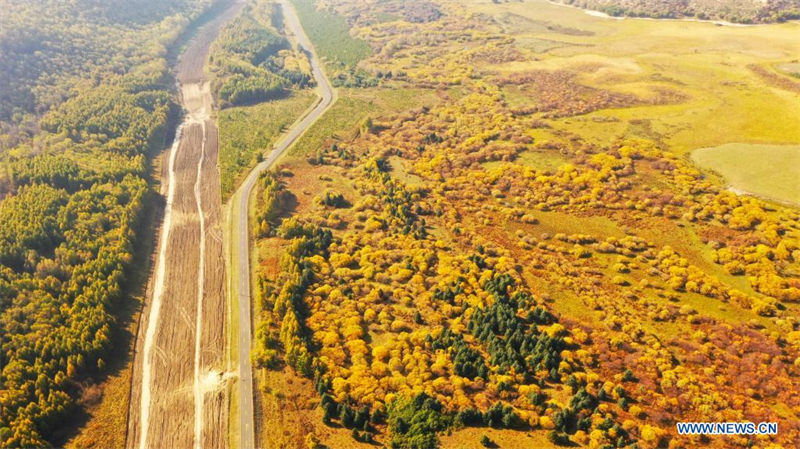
[230,1,334,448]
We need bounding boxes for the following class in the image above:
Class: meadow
[289,0,372,69]
[691,143,800,206]
[218,91,316,199]
[468,0,800,154]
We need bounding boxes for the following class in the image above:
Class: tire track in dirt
[131,86,229,449]
[193,120,207,449]
[136,120,183,449]
[138,117,203,449]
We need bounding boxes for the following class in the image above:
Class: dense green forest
[209,3,312,107]
[0,0,213,447]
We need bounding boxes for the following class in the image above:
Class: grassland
[691,143,800,205]
[467,0,800,152]
[550,0,800,24]
[288,0,372,69]
[218,90,316,199]
[778,61,800,77]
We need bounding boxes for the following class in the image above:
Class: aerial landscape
[0,0,798,448]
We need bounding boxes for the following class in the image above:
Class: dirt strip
[126,1,243,447]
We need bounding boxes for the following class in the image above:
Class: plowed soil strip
[127,0,242,444]
[137,122,183,449]
[193,121,207,449]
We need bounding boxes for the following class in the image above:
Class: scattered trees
[248,1,800,448]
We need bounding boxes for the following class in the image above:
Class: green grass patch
[218,90,316,199]
[387,155,424,186]
[691,143,800,205]
[289,0,372,69]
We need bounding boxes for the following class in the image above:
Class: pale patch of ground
[691,143,800,206]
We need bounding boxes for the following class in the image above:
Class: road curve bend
[229,1,335,448]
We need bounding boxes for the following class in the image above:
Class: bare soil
[126,1,244,447]
[127,90,230,449]
[176,1,246,85]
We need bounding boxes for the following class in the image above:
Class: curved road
[229,1,334,448]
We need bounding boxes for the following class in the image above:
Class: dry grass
[256,366,378,449]
[466,0,800,153]
[65,369,134,449]
[440,426,560,449]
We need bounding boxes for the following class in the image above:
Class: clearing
[691,143,800,206]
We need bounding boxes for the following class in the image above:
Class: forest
[0,0,213,447]
[251,0,800,448]
[208,3,312,107]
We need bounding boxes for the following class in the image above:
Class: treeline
[555,0,800,23]
[0,1,210,447]
[209,5,312,107]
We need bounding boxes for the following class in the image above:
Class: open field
[288,0,372,69]
[779,62,800,76]
[218,90,317,199]
[691,143,800,205]
[549,0,800,24]
[466,0,800,154]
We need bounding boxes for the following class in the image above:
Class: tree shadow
[278,191,299,218]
